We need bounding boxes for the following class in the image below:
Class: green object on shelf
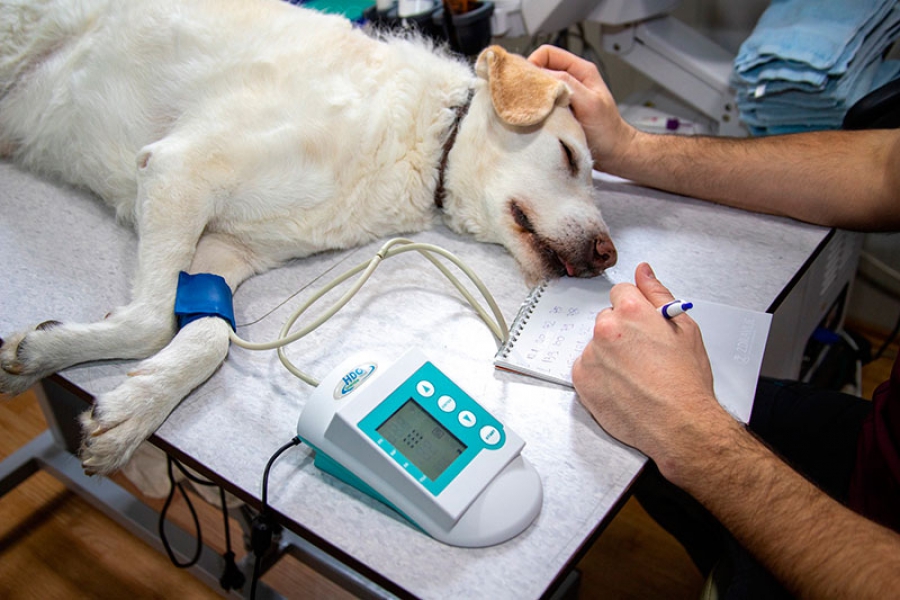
[300,0,375,21]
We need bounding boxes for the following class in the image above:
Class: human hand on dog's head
[571,263,733,485]
[528,45,637,174]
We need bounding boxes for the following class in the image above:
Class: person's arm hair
[572,263,900,599]
[609,129,900,232]
[529,45,900,231]
[676,417,900,599]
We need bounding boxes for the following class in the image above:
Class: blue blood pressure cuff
[174,271,236,331]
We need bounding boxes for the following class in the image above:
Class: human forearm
[572,263,900,598]
[528,45,900,231]
[599,128,900,231]
[673,420,900,599]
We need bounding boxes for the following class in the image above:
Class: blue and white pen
[660,300,693,319]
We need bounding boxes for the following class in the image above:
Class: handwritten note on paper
[496,277,612,387]
[494,277,771,423]
[525,303,598,375]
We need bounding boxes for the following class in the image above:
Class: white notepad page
[494,277,772,423]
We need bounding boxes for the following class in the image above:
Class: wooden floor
[1,327,895,599]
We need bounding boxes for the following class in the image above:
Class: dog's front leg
[79,232,259,475]
[0,141,216,395]
[78,315,233,475]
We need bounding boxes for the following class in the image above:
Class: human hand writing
[527,45,636,171]
[572,263,735,484]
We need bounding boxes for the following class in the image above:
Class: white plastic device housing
[296,349,543,547]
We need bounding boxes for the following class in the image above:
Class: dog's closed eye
[559,140,578,177]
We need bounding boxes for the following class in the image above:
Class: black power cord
[158,455,244,591]
[218,486,246,591]
[250,436,303,600]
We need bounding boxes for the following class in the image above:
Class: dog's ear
[475,45,570,127]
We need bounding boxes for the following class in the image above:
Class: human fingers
[633,263,679,312]
[579,301,714,435]
[545,70,603,123]
[604,278,708,383]
[573,288,696,456]
[529,45,633,169]
[527,45,604,89]
[607,279,655,320]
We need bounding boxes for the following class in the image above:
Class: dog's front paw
[0,325,59,396]
[78,374,179,476]
[79,407,149,476]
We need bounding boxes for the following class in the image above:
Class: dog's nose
[594,237,617,270]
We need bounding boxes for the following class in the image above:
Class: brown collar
[434,89,474,210]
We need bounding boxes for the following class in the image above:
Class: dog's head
[442,45,616,283]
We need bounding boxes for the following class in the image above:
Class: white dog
[0,0,616,475]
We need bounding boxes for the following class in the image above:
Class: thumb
[635,263,676,308]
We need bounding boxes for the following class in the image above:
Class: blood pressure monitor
[296,349,542,547]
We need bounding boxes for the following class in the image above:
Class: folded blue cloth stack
[732,0,900,135]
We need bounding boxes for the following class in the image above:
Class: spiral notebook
[494,277,772,422]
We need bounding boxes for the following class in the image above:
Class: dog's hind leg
[78,232,258,475]
[0,139,221,395]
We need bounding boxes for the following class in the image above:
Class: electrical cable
[235,248,363,328]
[158,456,205,568]
[158,456,244,590]
[228,238,509,387]
[249,436,303,600]
[229,240,505,593]
[156,239,505,588]
[217,486,246,591]
[157,241,506,590]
